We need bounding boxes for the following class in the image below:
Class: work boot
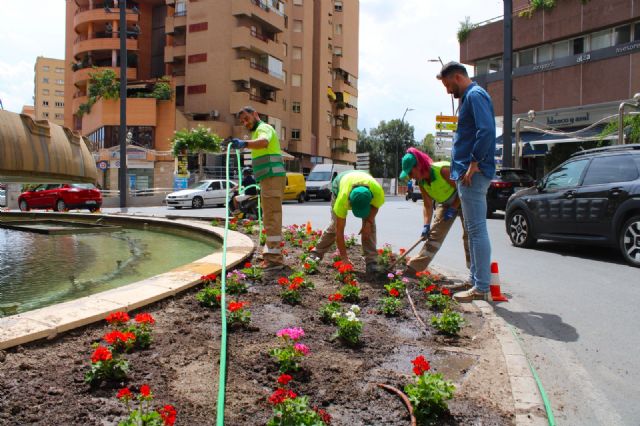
[365,262,383,275]
[443,280,473,292]
[308,251,322,263]
[259,260,287,273]
[453,287,492,303]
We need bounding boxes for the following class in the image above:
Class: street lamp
[428,57,455,117]
[396,107,414,195]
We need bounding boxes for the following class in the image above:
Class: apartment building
[34,57,66,126]
[460,0,640,175]
[64,0,359,190]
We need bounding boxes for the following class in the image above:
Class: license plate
[86,200,97,205]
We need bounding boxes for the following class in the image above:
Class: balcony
[231,0,285,33]
[165,13,187,33]
[73,37,138,59]
[287,139,309,154]
[331,126,357,141]
[231,26,283,60]
[164,44,186,63]
[231,59,284,90]
[72,95,88,114]
[72,66,137,88]
[81,98,159,134]
[332,150,356,163]
[332,78,358,97]
[74,7,139,31]
[230,91,281,118]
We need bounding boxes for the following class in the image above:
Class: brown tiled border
[0,213,254,350]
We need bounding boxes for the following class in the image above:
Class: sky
[0,0,504,140]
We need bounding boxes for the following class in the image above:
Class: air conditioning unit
[210,110,219,119]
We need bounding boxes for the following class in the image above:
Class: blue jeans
[457,173,492,292]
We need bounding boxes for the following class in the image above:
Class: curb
[471,300,548,426]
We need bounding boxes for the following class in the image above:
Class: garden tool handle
[387,237,424,271]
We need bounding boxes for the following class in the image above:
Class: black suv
[505,144,640,267]
[487,168,535,217]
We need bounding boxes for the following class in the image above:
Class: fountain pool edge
[0,212,254,350]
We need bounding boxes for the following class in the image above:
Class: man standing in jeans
[231,106,286,272]
[437,61,496,302]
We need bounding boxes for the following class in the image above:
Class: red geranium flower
[399,248,406,255]
[389,288,400,297]
[140,384,151,397]
[292,276,304,286]
[288,282,301,291]
[228,301,246,312]
[328,293,343,302]
[268,388,297,405]
[424,284,437,293]
[277,374,293,385]
[411,355,431,376]
[91,346,112,363]
[105,311,130,325]
[159,405,177,426]
[377,249,384,255]
[135,313,155,325]
[313,406,332,424]
[303,263,311,270]
[277,277,290,286]
[104,330,136,345]
[332,260,343,269]
[279,241,285,247]
[117,387,132,400]
[441,288,451,296]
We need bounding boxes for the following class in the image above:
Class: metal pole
[514,110,535,169]
[397,107,412,195]
[502,0,513,168]
[118,0,128,208]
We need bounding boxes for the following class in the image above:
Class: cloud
[0,61,35,112]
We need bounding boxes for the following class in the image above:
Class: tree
[420,134,436,158]
[357,120,416,178]
[171,125,223,180]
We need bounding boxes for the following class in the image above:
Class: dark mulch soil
[0,228,514,426]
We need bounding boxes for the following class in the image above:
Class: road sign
[435,132,454,139]
[436,122,457,131]
[97,161,108,171]
[436,115,458,123]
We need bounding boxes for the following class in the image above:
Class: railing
[174,10,187,17]
[250,61,269,73]
[250,28,270,42]
[250,93,269,104]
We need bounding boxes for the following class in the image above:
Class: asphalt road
[104,198,640,425]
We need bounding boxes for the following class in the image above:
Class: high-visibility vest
[419,161,456,203]
[251,122,285,182]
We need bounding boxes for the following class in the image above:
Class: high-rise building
[34,57,66,125]
[64,0,359,190]
[459,0,640,176]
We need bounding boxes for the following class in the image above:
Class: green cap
[349,186,373,219]
[399,153,417,181]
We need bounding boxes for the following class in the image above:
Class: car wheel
[89,207,100,213]
[304,194,310,201]
[619,215,640,267]
[192,197,204,209]
[412,196,417,203]
[19,200,30,211]
[507,209,536,248]
[55,199,67,212]
[297,192,305,203]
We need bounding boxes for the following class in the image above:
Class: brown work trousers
[260,175,285,264]
[313,197,378,263]
[407,203,471,272]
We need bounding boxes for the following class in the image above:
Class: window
[175,0,186,16]
[475,60,488,76]
[335,23,342,35]
[293,20,302,32]
[292,46,302,60]
[518,49,534,67]
[42,89,50,95]
[55,67,64,73]
[552,41,569,59]
[537,44,552,62]
[42,100,49,106]
[55,90,64,96]
[291,129,301,139]
[54,113,64,120]
[43,77,49,83]
[488,57,502,73]
[572,37,585,55]
[635,23,640,41]
[55,79,64,85]
[334,1,342,11]
[544,159,589,189]
[292,74,301,87]
[283,42,287,57]
[614,25,631,45]
[293,0,302,5]
[292,101,301,113]
[582,155,639,185]
[42,66,50,72]
[333,46,342,56]
[55,101,64,108]
[591,30,611,50]
[43,112,49,118]
[208,181,221,190]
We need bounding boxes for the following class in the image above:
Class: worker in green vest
[400,148,470,289]
[231,106,287,272]
[310,170,385,274]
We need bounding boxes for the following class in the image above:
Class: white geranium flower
[350,305,361,314]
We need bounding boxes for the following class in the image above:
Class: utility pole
[502,0,513,168]
[396,107,414,195]
[118,0,128,208]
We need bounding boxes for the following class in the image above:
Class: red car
[18,183,102,212]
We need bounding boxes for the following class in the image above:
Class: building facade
[34,57,66,126]
[64,0,359,190]
[460,0,640,175]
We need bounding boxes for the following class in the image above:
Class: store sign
[176,155,189,178]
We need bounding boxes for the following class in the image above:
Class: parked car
[283,172,306,203]
[165,179,236,209]
[487,168,535,217]
[0,189,6,207]
[305,164,354,201]
[505,144,640,267]
[18,183,102,212]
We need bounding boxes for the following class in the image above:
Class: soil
[0,227,515,426]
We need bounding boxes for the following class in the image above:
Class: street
[105,198,640,425]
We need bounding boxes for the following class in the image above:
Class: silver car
[0,189,6,207]
[165,179,236,209]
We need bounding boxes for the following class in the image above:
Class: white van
[304,163,354,201]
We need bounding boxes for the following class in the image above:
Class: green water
[0,227,220,314]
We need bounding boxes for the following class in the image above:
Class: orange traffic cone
[489,262,508,302]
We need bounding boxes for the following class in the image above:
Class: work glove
[443,207,458,221]
[421,224,430,239]
[230,138,247,149]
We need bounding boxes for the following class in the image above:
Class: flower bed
[0,221,513,425]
